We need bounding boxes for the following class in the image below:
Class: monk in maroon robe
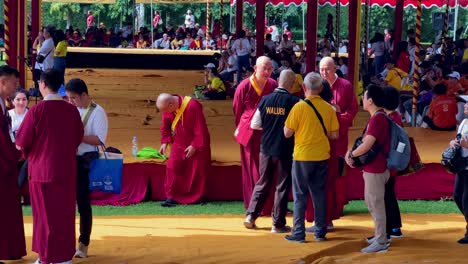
[233,56,277,208]
[16,70,84,264]
[0,66,26,261]
[318,57,358,226]
[157,93,211,207]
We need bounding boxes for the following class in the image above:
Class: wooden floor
[60,68,453,164]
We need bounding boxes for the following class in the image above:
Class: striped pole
[19,0,27,88]
[335,0,340,58]
[411,0,422,127]
[220,0,224,35]
[206,0,210,50]
[441,0,449,62]
[4,0,11,66]
[363,0,370,74]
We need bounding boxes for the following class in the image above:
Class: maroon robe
[0,100,26,260]
[233,77,277,208]
[160,96,211,204]
[330,77,358,157]
[16,98,83,264]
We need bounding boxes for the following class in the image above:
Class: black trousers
[454,170,468,237]
[423,116,457,131]
[385,176,402,232]
[76,155,94,246]
[246,153,292,228]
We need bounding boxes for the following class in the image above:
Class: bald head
[319,56,337,83]
[278,69,296,92]
[156,93,178,113]
[254,56,273,81]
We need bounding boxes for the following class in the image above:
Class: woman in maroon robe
[0,66,26,261]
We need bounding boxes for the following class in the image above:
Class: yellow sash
[171,96,191,133]
[249,74,266,96]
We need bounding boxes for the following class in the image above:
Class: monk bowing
[0,66,26,261]
[233,56,277,208]
[16,70,84,264]
[157,93,211,207]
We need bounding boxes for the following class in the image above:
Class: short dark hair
[433,83,447,95]
[366,84,385,107]
[319,80,333,103]
[40,69,62,92]
[383,86,400,110]
[13,89,30,101]
[0,65,20,78]
[65,78,89,95]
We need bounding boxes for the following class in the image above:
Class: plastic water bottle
[131,136,138,157]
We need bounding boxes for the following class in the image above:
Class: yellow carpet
[7,214,468,264]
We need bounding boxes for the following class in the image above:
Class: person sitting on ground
[445,71,463,96]
[182,34,193,50]
[136,34,148,49]
[384,59,408,92]
[170,35,183,50]
[153,33,170,49]
[203,68,226,100]
[423,83,458,131]
[189,35,203,50]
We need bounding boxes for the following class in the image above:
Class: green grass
[21,200,460,217]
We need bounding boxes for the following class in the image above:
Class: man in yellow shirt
[203,67,226,100]
[283,72,339,243]
[53,30,68,85]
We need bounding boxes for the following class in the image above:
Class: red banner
[231,0,468,8]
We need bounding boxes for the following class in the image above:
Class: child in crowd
[202,68,226,100]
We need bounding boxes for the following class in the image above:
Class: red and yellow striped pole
[206,0,210,50]
[441,0,449,62]
[220,0,224,35]
[411,0,422,127]
[335,0,340,58]
[19,0,27,88]
[4,0,11,66]
[363,0,370,75]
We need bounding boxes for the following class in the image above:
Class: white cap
[447,71,460,80]
[204,63,216,68]
[222,34,228,40]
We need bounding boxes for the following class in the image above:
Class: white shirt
[185,14,195,28]
[77,103,108,155]
[458,119,468,157]
[340,65,348,76]
[35,38,55,71]
[231,38,251,57]
[0,98,5,114]
[250,109,262,130]
[338,45,347,53]
[8,109,28,134]
[371,41,385,56]
[227,54,238,72]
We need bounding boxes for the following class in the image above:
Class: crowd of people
[1,11,468,261]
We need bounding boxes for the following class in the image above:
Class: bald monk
[157,93,211,207]
[0,66,26,261]
[16,69,84,264]
[233,56,278,208]
[317,56,358,229]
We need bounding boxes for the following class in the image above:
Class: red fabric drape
[231,0,467,7]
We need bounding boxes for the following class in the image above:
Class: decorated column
[441,0,450,62]
[305,0,318,73]
[4,0,18,69]
[335,0,340,58]
[411,0,422,127]
[206,0,211,50]
[31,0,42,72]
[18,0,27,87]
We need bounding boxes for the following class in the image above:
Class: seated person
[422,83,457,131]
[153,33,170,49]
[202,68,226,100]
[445,71,463,96]
[202,33,216,50]
[181,34,193,50]
[189,35,203,50]
[290,63,304,98]
[136,34,148,49]
[384,59,409,91]
[171,36,183,50]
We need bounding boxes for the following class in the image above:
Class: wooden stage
[66,47,219,70]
